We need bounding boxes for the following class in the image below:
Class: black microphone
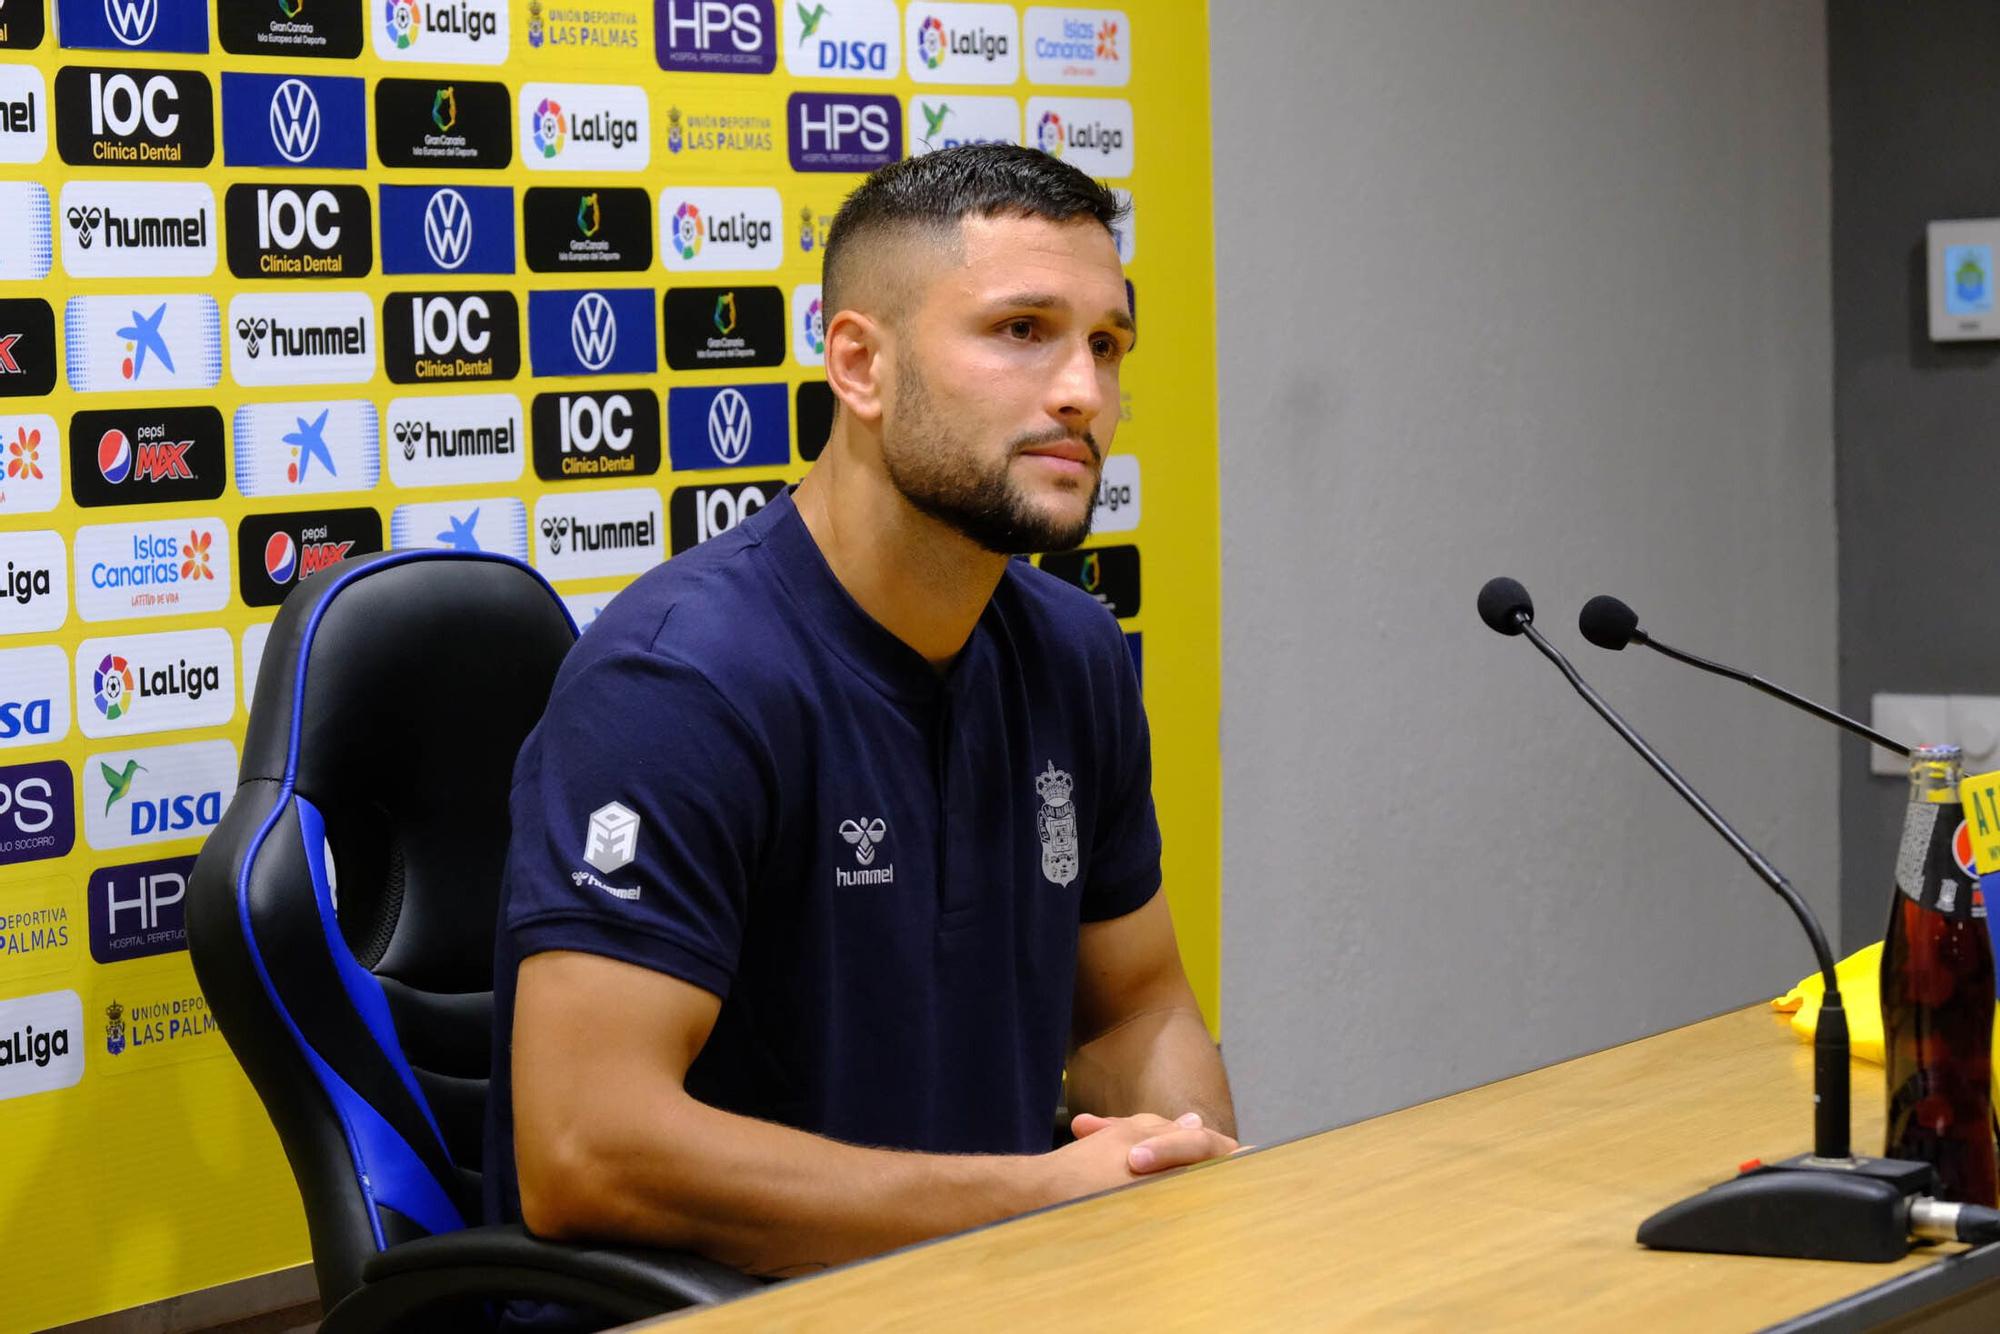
[1478,577,1946,1263]
[1578,594,1910,757]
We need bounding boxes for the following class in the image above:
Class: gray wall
[1213,0,1838,1142]
[1829,3,2000,954]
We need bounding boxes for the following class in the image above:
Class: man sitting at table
[486,145,1237,1305]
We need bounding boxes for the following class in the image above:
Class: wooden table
[642,1006,2000,1332]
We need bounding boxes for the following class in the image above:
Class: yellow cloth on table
[1773,941,1887,1063]
[1777,940,2000,1070]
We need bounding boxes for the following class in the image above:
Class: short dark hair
[822,144,1127,319]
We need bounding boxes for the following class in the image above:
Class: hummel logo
[538,514,571,554]
[838,817,887,865]
[392,420,422,460]
[234,317,270,358]
[66,207,104,249]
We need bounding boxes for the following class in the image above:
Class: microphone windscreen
[1478,577,1534,635]
[1579,595,1640,650]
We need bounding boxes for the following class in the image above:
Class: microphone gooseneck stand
[1477,577,2000,1259]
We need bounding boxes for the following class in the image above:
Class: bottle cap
[1914,744,1965,763]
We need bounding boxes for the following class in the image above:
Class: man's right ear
[824,308,887,426]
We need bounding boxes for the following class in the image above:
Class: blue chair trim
[232,550,578,1250]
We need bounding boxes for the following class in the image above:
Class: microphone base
[1638,1154,1940,1262]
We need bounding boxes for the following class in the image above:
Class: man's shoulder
[997,555,1128,663]
[562,524,802,702]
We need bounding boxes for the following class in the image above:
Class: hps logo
[655,0,775,72]
[0,760,75,868]
[788,92,901,172]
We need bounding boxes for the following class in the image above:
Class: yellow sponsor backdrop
[0,1,1217,1326]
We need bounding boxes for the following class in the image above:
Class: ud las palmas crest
[1036,761,1079,888]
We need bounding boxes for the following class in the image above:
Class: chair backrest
[188,550,577,1310]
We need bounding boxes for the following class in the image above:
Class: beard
[879,354,1100,556]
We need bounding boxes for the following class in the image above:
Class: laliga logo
[537,514,570,555]
[269,79,322,164]
[671,202,704,260]
[234,317,270,358]
[569,292,617,371]
[706,388,752,465]
[1037,111,1065,157]
[918,16,946,68]
[385,0,423,49]
[423,188,472,270]
[532,97,566,159]
[105,0,158,46]
[93,654,135,720]
[803,299,824,354]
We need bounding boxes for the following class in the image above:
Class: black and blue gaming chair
[187,549,758,1332]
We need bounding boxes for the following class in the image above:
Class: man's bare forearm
[1066,1004,1236,1137]
[524,1089,1055,1278]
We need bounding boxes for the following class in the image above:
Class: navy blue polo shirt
[484,488,1161,1233]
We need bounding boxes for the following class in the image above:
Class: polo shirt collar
[758,488,993,704]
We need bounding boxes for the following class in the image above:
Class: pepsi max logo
[68,407,223,507]
[1956,820,1979,880]
[236,508,382,607]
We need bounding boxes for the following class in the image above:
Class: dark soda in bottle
[1882,744,1998,1204]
